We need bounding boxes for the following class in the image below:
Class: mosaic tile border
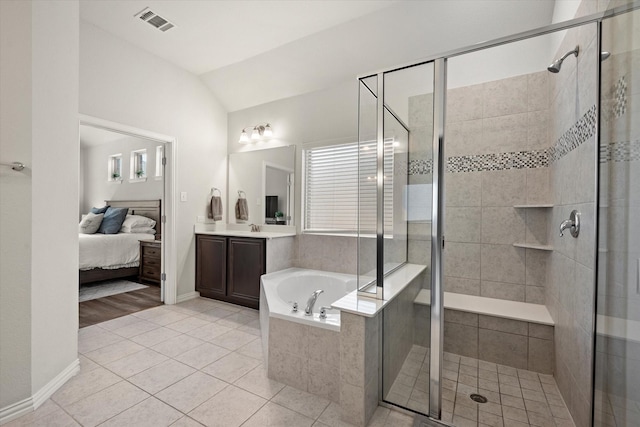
[408,159,433,175]
[613,75,628,119]
[548,105,597,163]
[446,149,548,173]
[600,139,640,163]
[407,105,598,175]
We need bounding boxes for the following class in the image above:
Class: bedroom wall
[80,136,164,217]
[79,21,228,298]
[0,0,79,417]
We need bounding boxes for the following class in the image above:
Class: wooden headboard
[105,199,162,239]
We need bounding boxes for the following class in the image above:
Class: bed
[79,199,161,285]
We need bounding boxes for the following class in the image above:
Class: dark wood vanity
[195,234,266,309]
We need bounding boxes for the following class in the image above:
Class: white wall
[0,0,79,415]
[80,136,163,217]
[227,79,358,230]
[79,21,227,298]
[0,0,34,410]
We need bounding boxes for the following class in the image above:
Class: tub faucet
[304,289,324,316]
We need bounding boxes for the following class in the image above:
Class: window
[155,145,164,179]
[107,154,122,182]
[130,149,147,180]
[303,140,394,234]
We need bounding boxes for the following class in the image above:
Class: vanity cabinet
[196,234,265,309]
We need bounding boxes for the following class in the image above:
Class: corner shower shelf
[513,243,553,251]
[513,204,554,208]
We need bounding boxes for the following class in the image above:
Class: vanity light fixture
[239,123,273,143]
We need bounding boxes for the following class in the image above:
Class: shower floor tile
[385,345,576,427]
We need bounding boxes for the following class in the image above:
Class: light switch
[256,198,261,206]
[180,191,187,202]
[197,216,205,223]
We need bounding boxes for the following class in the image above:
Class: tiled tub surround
[259,265,426,426]
[259,269,357,403]
[6,297,415,427]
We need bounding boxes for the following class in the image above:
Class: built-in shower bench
[414,289,554,325]
[414,289,555,373]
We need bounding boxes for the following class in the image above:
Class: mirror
[228,146,295,225]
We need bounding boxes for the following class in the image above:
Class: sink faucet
[304,289,324,316]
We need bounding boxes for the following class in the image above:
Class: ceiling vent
[134,7,176,32]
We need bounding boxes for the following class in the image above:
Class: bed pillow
[98,207,129,234]
[90,205,109,214]
[120,214,156,230]
[78,212,104,234]
[121,226,156,234]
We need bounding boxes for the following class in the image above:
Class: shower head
[547,45,580,73]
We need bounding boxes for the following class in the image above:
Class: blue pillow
[98,207,128,234]
[90,205,109,214]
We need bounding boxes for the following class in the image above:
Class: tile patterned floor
[385,345,577,427]
[6,297,414,427]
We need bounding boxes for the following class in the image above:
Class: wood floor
[79,285,162,328]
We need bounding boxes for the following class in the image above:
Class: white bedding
[79,233,155,270]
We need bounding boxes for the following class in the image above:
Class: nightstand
[139,240,161,285]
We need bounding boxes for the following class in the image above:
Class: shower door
[594,6,640,427]
[366,61,437,415]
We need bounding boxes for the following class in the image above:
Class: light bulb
[251,127,260,140]
[239,130,249,143]
[263,124,273,138]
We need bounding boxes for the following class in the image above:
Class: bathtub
[259,268,357,401]
[260,267,357,331]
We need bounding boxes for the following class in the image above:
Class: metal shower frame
[356,1,640,425]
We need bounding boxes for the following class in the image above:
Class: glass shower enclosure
[357,3,640,426]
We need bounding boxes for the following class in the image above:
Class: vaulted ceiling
[80,0,558,112]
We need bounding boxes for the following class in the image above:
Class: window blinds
[304,140,394,234]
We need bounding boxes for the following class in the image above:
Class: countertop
[194,223,296,239]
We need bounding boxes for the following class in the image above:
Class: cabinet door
[196,235,226,298]
[227,237,265,308]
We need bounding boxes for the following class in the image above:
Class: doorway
[78,115,177,326]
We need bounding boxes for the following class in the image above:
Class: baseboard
[0,397,32,426]
[0,358,79,425]
[176,291,200,304]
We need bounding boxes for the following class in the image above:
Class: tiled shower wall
[407,71,552,304]
[546,21,598,427]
